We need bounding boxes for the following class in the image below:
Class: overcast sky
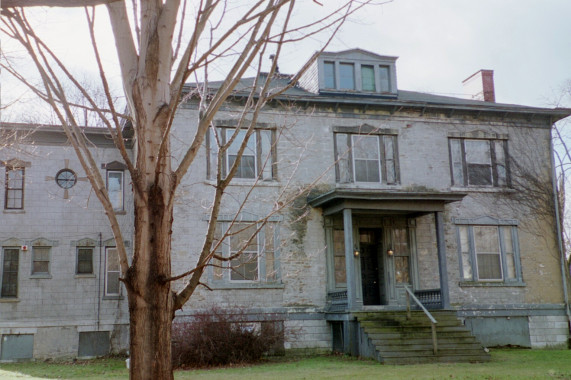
[1,0,570,120]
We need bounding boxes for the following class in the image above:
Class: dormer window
[316,49,398,96]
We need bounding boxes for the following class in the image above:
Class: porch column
[435,211,450,309]
[343,208,362,310]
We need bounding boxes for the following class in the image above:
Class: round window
[55,169,77,189]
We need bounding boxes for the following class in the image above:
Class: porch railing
[413,288,442,309]
[327,290,348,312]
[404,285,438,354]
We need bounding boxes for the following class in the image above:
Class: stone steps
[354,310,490,365]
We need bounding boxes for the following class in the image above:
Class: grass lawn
[0,349,570,379]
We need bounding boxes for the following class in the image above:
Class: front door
[359,228,384,305]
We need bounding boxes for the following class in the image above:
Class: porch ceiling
[307,189,467,216]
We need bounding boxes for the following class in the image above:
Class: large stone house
[1,49,570,362]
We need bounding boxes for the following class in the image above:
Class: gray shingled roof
[185,74,571,121]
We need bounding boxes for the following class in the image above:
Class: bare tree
[0,1,379,378]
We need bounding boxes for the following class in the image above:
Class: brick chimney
[462,69,495,102]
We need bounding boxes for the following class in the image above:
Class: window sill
[459,281,526,287]
[102,295,124,300]
[336,183,400,190]
[208,282,285,290]
[3,209,25,214]
[75,274,96,279]
[29,274,52,279]
[0,298,20,303]
[450,187,516,193]
[204,179,279,187]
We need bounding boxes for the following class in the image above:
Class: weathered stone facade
[1,49,570,361]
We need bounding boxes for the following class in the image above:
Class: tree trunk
[127,181,175,380]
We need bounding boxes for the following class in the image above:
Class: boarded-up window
[78,331,110,358]
[0,334,33,361]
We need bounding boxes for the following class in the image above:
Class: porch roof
[307,189,467,216]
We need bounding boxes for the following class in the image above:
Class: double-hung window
[106,170,124,211]
[449,137,509,187]
[334,129,398,185]
[31,246,50,276]
[4,166,24,210]
[1,247,19,298]
[207,127,276,181]
[456,217,522,284]
[105,247,121,296]
[76,247,94,275]
[211,220,278,284]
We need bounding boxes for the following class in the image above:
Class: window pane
[208,128,219,180]
[106,248,119,271]
[352,135,381,183]
[339,63,355,90]
[361,65,375,91]
[229,223,259,281]
[324,61,335,88]
[259,130,273,180]
[264,224,276,281]
[106,248,120,295]
[335,134,351,183]
[213,223,224,280]
[107,171,124,210]
[502,226,516,279]
[333,229,346,284]
[227,129,256,179]
[32,247,50,275]
[450,139,464,186]
[77,248,93,274]
[395,256,410,284]
[5,168,24,210]
[459,226,473,280]
[465,140,492,186]
[106,272,120,294]
[477,254,502,280]
[474,226,502,280]
[384,136,396,184]
[1,249,19,298]
[494,140,507,186]
[379,66,390,92]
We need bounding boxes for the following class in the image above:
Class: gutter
[550,129,571,325]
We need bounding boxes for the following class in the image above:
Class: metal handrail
[404,285,438,354]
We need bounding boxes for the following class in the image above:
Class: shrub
[172,307,283,368]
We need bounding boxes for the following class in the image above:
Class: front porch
[309,190,480,362]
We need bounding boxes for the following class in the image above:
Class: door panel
[359,229,383,305]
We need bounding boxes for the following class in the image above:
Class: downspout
[550,132,571,324]
[97,232,103,331]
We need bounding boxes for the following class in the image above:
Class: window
[1,248,19,298]
[5,166,24,210]
[105,247,120,296]
[212,221,278,284]
[456,218,521,283]
[77,247,94,275]
[335,132,398,184]
[361,65,376,92]
[449,138,509,187]
[339,63,355,90]
[324,61,336,89]
[106,170,124,211]
[320,59,395,94]
[31,246,50,276]
[207,127,276,181]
